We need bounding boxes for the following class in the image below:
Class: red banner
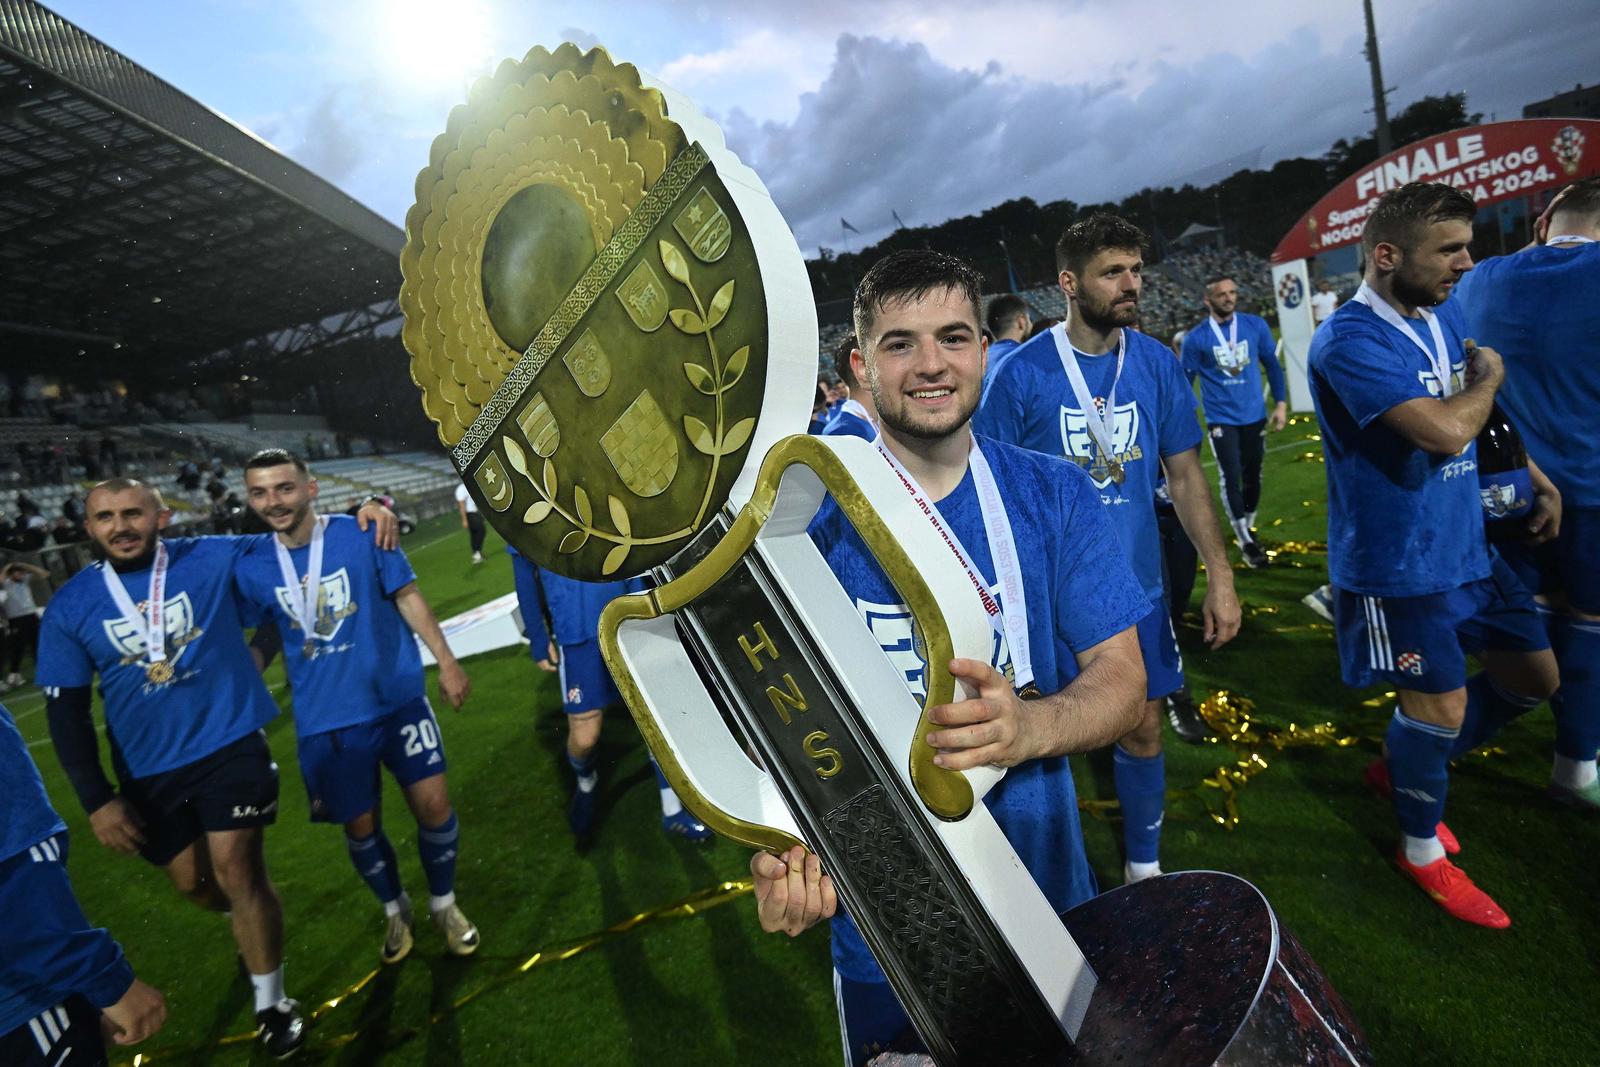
[1271,118,1600,263]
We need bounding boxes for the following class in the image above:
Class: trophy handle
[601,433,997,842]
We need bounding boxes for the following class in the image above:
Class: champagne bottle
[1476,402,1533,542]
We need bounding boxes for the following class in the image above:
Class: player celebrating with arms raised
[751,250,1149,1063]
[238,450,479,964]
[979,215,1241,879]
[1309,182,1560,928]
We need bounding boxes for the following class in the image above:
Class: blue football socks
[417,811,460,899]
[346,828,403,906]
[1449,673,1543,759]
[1113,745,1165,866]
[1385,710,1457,845]
[568,750,598,793]
[1551,616,1600,768]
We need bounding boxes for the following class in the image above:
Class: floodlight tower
[1363,0,1394,156]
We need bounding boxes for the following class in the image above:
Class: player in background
[1453,176,1600,810]
[238,450,479,963]
[978,215,1241,881]
[1,704,167,1066]
[38,480,392,1056]
[752,249,1148,1063]
[1180,275,1288,568]
[1308,182,1560,928]
[822,334,879,441]
[455,481,486,564]
[1310,278,1339,328]
[979,293,1032,404]
[508,558,711,846]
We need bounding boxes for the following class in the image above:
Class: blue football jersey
[0,704,66,864]
[809,436,1148,983]
[1179,311,1286,426]
[1309,297,1488,597]
[1453,242,1600,506]
[976,326,1203,602]
[36,537,279,779]
[979,336,1022,405]
[234,515,424,736]
[821,408,877,442]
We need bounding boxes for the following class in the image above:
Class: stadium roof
[0,0,404,375]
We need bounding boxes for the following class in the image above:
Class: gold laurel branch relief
[659,237,755,532]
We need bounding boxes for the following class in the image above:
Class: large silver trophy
[400,44,1372,1065]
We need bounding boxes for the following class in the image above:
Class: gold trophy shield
[401,44,803,581]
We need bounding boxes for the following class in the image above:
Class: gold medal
[1108,458,1126,484]
[145,659,174,685]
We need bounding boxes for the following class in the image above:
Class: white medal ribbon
[1207,314,1239,369]
[874,438,1033,690]
[1049,319,1127,477]
[101,541,169,664]
[273,516,326,643]
[1351,281,1454,398]
[1546,234,1595,247]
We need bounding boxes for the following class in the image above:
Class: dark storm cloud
[724,1,1598,253]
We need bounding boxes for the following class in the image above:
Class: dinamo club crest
[1277,274,1304,309]
[400,45,810,581]
[103,592,200,670]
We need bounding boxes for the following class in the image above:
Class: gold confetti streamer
[128,880,754,1064]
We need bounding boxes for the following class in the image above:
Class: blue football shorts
[1136,599,1184,700]
[1334,554,1550,694]
[296,696,448,824]
[1497,505,1600,615]
[558,639,621,715]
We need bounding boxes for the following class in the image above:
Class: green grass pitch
[7,427,1596,1064]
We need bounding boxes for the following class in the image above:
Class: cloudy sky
[46,0,1599,253]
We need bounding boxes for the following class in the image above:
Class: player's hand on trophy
[751,845,835,937]
[89,796,147,855]
[927,658,1047,769]
[101,978,167,1045]
[439,659,471,709]
[1202,579,1241,650]
[355,499,401,550]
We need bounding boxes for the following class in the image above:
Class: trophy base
[1063,871,1371,1066]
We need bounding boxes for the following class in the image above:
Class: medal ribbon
[1351,281,1453,398]
[101,541,168,664]
[873,438,1034,690]
[274,516,326,642]
[1206,314,1239,368]
[1049,318,1126,475]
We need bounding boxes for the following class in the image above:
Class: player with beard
[1309,182,1560,927]
[977,215,1241,882]
[236,450,479,964]
[750,250,1149,1063]
[1179,274,1288,568]
[36,480,394,1058]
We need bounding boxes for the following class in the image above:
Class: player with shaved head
[37,478,396,1058]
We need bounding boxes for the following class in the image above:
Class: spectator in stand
[15,506,48,552]
[1,562,45,690]
[1310,278,1339,328]
[62,492,85,529]
[177,460,201,493]
[0,514,20,552]
[981,294,1032,405]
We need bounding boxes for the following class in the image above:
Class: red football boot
[1394,851,1511,929]
[1363,758,1461,854]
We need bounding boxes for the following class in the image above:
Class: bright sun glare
[376,0,494,94]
